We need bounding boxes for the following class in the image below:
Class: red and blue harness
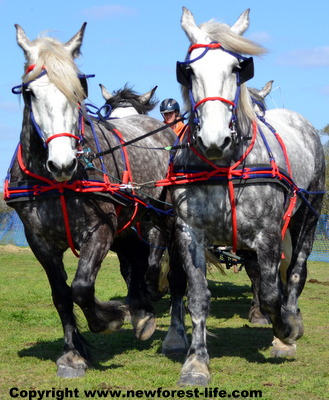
[5,60,323,258]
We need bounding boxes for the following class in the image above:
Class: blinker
[237,57,254,85]
[79,76,88,98]
[176,62,191,88]
[177,57,254,88]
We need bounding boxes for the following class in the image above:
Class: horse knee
[188,287,211,317]
[259,287,280,317]
[71,280,94,308]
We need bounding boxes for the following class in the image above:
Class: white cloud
[81,5,137,19]
[277,46,329,67]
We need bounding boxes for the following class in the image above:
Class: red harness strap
[111,128,140,235]
[194,97,235,110]
[45,133,81,145]
[16,144,80,257]
[161,120,296,254]
[11,127,145,257]
[228,121,258,253]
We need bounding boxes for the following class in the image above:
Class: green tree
[0,192,12,213]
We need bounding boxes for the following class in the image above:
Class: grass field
[0,245,328,400]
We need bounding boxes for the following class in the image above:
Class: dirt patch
[0,244,31,253]
[308,278,329,286]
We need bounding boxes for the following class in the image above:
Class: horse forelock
[199,20,266,56]
[23,37,85,104]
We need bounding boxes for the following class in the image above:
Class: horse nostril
[68,158,78,174]
[46,160,59,175]
[221,136,232,150]
[46,158,78,178]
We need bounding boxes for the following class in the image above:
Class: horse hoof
[271,337,297,357]
[132,312,156,341]
[56,350,89,377]
[162,327,189,355]
[100,319,125,334]
[250,316,271,325]
[249,305,271,325]
[57,364,86,378]
[179,354,210,386]
[179,372,210,387]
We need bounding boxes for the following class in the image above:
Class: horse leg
[271,188,324,357]
[24,231,89,378]
[71,224,128,336]
[145,227,169,301]
[162,244,188,355]
[256,225,302,358]
[242,252,270,325]
[173,220,211,386]
[113,233,156,341]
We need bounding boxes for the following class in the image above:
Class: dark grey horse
[99,83,158,117]
[5,23,176,377]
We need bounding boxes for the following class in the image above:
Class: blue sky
[1,0,329,189]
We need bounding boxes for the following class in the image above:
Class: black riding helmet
[160,98,180,114]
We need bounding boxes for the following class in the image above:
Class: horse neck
[83,120,124,180]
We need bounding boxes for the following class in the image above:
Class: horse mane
[181,19,267,128]
[106,84,158,114]
[22,37,85,105]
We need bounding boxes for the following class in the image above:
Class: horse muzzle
[197,135,232,160]
[46,158,78,182]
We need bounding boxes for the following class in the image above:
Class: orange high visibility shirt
[165,120,187,141]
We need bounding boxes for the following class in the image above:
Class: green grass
[0,245,328,399]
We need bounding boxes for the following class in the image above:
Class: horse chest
[172,185,230,226]
[172,184,285,245]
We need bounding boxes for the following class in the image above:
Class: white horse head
[15,23,87,181]
[100,84,158,117]
[179,7,266,160]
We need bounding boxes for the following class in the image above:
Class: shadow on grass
[17,279,293,370]
[17,326,166,371]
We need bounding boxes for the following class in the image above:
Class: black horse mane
[105,84,158,115]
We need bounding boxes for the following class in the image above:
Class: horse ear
[231,9,250,36]
[138,86,157,105]
[65,22,87,58]
[15,24,34,57]
[181,7,208,43]
[99,84,113,101]
[258,80,274,99]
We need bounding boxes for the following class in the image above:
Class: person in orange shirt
[160,98,187,140]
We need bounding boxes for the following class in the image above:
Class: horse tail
[205,248,226,275]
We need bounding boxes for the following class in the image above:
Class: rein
[88,114,188,160]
